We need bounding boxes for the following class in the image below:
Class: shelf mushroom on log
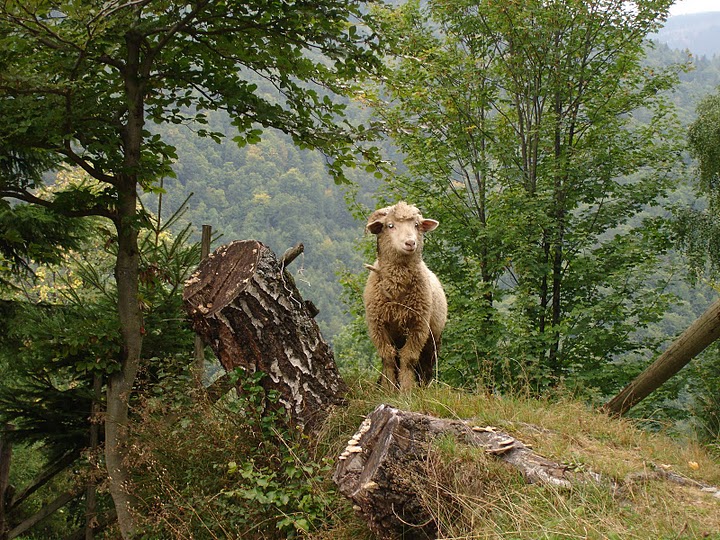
[182,239,347,432]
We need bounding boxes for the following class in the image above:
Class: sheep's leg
[368,323,399,388]
[380,354,399,390]
[376,342,399,389]
[417,334,441,385]
[398,362,415,390]
[398,333,428,391]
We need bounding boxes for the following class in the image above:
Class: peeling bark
[333,404,594,540]
[183,240,347,432]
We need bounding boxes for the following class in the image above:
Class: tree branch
[0,189,115,220]
[59,144,117,186]
[280,243,304,267]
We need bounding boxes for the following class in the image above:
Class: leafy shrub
[131,368,337,539]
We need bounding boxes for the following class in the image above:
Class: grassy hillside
[311,383,720,540]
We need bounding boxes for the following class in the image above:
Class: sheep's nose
[404,239,416,250]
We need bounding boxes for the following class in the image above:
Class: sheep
[363,201,447,390]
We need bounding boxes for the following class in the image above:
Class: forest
[0,0,719,538]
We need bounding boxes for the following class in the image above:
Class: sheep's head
[367,201,439,258]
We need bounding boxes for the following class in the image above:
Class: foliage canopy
[365,0,685,393]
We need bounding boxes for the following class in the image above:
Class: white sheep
[363,201,447,390]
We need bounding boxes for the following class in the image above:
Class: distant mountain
[654,12,720,57]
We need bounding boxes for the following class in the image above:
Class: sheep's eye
[387,223,394,229]
[414,222,419,228]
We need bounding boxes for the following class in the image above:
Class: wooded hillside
[153,29,720,341]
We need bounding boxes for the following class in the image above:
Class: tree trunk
[106,177,143,539]
[333,404,587,540]
[105,29,147,537]
[183,240,347,432]
[65,510,117,540]
[602,297,720,416]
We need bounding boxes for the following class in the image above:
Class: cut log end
[183,240,263,317]
[334,404,584,539]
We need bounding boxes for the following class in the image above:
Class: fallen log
[602,297,720,416]
[333,404,598,540]
[182,240,347,432]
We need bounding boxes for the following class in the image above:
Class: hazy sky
[669,0,720,16]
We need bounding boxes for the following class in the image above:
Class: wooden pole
[193,225,212,387]
[602,297,720,416]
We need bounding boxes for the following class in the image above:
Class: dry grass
[313,382,720,540]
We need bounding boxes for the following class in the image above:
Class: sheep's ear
[420,219,439,232]
[367,220,384,234]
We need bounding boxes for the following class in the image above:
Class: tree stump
[333,404,587,540]
[182,240,347,432]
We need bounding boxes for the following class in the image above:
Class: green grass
[312,381,720,540]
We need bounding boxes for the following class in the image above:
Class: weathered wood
[333,404,592,540]
[193,224,213,388]
[183,240,347,432]
[623,464,720,496]
[280,242,304,267]
[602,297,720,416]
